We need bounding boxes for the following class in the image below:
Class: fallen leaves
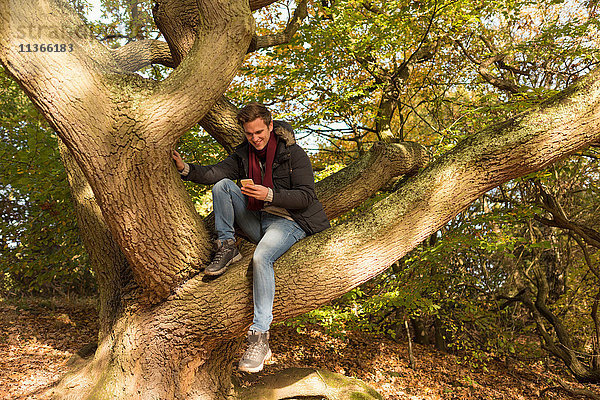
[1,297,599,400]
[0,298,98,400]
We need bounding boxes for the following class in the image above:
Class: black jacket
[182,121,330,235]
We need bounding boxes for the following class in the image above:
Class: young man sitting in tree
[172,102,330,373]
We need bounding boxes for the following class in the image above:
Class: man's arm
[172,150,241,185]
[269,145,317,210]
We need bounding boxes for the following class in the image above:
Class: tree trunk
[55,306,243,400]
[59,140,132,340]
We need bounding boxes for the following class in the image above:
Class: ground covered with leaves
[1,297,598,400]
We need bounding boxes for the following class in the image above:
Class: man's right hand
[172,150,185,172]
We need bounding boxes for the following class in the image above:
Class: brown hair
[236,102,272,127]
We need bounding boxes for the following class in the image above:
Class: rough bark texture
[199,96,246,153]
[316,141,428,218]
[111,39,176,71]
[58,141,132,340]
[0,0,254,301]
[166,67,600,343]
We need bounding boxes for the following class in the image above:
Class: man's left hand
[241,184,269,201]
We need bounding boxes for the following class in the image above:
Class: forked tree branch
[534,183,600,249]
[165,67,600,342]
[454,39,522,94]
[141,0,253,144]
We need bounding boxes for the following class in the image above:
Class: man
[172,102,330,373]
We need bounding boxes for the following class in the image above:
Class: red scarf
[248,130,277,210]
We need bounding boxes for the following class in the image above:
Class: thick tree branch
[199,96,245,153]
[0,0,255,301]
[250,0,279,11]
[143,0,253,145]
[0,0,120,151]
[316,141,428,218]
[111,39,175,71]
[202,140,429,237]
[166,67,600,341]
[58,141,133,340]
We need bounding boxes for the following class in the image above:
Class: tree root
[235,368,382,400]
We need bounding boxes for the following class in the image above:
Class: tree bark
[1,0,254,301]
[58,140,132,340]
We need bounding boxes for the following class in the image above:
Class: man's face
[243,118,273,151]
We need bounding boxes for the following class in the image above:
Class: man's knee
[252,250,271,272]
[212,178,236,194]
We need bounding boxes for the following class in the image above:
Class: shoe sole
[204,253,243,276]
[239,348,272,373]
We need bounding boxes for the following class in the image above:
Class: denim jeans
[212,178,306,332]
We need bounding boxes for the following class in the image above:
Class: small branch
[496,59,530,77]
[478,54,521,93]
[454,37,522,93]
[454,39,480,65]
[533,183,600,249]
[570,234,600,281]
[540,379,600,399]
[362,1,383,14]
[248,0,308,52]
[405,319,416,369]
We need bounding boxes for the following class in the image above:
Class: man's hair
[236,102,272,127]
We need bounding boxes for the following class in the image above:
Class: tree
[1,0,600,399]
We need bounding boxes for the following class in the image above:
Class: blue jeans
[212,179,306,332]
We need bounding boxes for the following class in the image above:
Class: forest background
[1,0,600,398]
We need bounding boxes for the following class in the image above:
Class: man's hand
[172,150,185,172]
[241,184,269,201]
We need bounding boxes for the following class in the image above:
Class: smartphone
[241,179,254,187]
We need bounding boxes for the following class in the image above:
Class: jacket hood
[273,120,296,147]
